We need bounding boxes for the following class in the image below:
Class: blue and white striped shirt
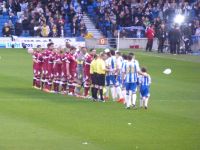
[108,56,117,75]
[122,61,140,83]
[139,75,151,86]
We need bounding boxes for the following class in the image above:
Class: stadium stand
[85,0,200,38]
[0,0,199,39]
[0,0,87,37]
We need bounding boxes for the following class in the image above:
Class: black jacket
[15,22,22,36]
[168,28,181,43]
[157,28,167,40]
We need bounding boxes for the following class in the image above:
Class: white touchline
[138,52,200,63]
[158,100,200,102]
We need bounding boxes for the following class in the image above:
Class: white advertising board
[0,37,85,48]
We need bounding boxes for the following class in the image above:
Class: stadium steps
[82,14,103,39]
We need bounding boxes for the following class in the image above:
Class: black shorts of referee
[91,72,98,85]
[97,73,105,86]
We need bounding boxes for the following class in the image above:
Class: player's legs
[90,74,95,99]
[143,87,150,109]
[126,90,132,108]
[62,80,67,94]
[68,82,74,95]
[45,64,53,91]
[140,85,150,109]
[132,93,137,107]
[110,85,115,100]
[57,69,62,93]
[47,78,53,91]
[41,69,47,89]
[68,73,73,94]
[110,75,117,101]
[144,97,149,109]
[53,72,61,93]
[68,73,75,95]
[53,79,57,93]
[84,75,90,97]
[93,84,98,100]
[125,83,132,108]
[92,73,99,100]
[116,76,124,102]
[122,88,126,104]
[44,64,50,90]
[33,69,37,87]
[48,70,54,91]
[105,75,110,99]
[53,69,57,92]
[140,94,144,108]
[61,65,68,94]
[131,83,137,107]
[35,69,42,89]
[121,79,126,104]
[116,86,122,99]
[92,74,98,99]
[98,74,105,101]
[75,65,83,95]
[84,84,90,97]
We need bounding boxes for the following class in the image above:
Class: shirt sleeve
[122,63,126,73]
[135,61,140,72]
[32,54,36,59]
[138,75,142,84]
[148,75,152,84]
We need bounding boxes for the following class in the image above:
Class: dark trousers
[158,39,165,53]
[170,41,180,54]
[146,39,153,52]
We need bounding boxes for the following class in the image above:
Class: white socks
[140,97,149,108]
[122,89,126,99]
[116,86,122,99]
[111,86,116,100]
[140,99,143,107]
[125,91,132,108]
[106,86,109,97]
[144,98,149,108]
[132,93,137,106]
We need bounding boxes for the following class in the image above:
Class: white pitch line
[157,99,200,102]
[138,52,200,63]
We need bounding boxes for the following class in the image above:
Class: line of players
[31,42,151,109]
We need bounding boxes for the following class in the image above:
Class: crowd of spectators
[1,0,200,39]
[0,0,87,37]
[88,0,200,38]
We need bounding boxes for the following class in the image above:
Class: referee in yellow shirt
[95,52,108,101]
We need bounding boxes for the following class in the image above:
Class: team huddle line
[31,43,151,109]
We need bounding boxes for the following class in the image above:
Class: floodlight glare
[174,14,185,25]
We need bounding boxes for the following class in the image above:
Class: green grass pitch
[0,48,200,150]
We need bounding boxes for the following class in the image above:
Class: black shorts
[91,73,97,85]
[97,74,105,86]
